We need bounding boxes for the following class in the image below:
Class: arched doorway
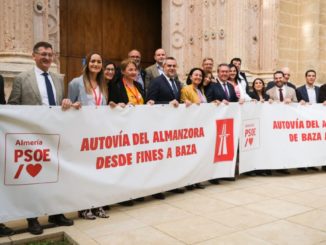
[60,0,162,87]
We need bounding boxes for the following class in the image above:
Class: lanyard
[123,78,142,104]
[91,86,102,105]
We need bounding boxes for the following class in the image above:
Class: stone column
[298,0,320,84]
[319,0,326,82]
[0,0,60,99]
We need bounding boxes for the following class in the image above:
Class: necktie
[279,88,284,102]
[42,73,56,105]
[223,83,230,100]
[170,78,178,98]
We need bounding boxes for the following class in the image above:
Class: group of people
[1,41,326,237]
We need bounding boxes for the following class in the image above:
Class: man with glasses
[8,41,74,235]
[128,49,146,90]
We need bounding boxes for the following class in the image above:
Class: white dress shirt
[34,66,57,105]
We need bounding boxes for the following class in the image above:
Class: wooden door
[60,0,162,92]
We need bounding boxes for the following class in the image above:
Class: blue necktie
[170,78,178,98]
[223,83,230,100]
[42,73,56,105]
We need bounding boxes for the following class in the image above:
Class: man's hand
[169,99,179,108]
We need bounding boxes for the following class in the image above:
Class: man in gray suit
[8,41,74,235]
[267,70,297,103]
[267,70,297,175]
[145,48,166,91]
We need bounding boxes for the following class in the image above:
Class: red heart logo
[26,164,42,177]
[248,137,254,145]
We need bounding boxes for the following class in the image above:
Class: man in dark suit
[145,48,166,91]
[128,49,146,90]
[206,63,238,103]
[266,67,296,91]
[146,56,181,106]
[296,69,320,103]
[205,64,238,184]
[296,69,320,172]
[230,57,249,94]
[8,41,74,235]
[146,57,184,198]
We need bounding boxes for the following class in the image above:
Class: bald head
[154,48,166,66]
[281,67,291,82]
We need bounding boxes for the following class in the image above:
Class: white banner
[239,103,326,173]
[0,104,240,222]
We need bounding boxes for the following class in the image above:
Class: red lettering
[13,149,51,162]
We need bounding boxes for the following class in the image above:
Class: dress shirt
[34,66,57,105]
[156,64,164,75]
[163,73,178,92]
[306,85,317,103]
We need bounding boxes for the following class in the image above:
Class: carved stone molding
[172,31,184,49]
[172,0,183,6]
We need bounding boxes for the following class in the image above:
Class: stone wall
[0,0,60,100]
[162,0,279,83]
[0,0,325,99]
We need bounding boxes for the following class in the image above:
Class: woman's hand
[147,100,155,105]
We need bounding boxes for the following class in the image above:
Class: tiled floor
[3,170,326,244]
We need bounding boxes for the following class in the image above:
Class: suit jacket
[296,85,320,103]
[109,78,145,104]
[266,81,296,91]
[8,68,64,105]
[146,74,181,104]
[205,81,238,102]
[180,84,206,103]
[0,75,5,104]
[266,86,298,102]
[318,84,326,103]
[145,63,161,91]
[68,75,107,105]
[248,91,270,101]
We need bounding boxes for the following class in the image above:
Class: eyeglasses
[35,52,54,58]
[166,64,177,68]
[105,68,115,71]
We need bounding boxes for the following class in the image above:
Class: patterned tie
[170,78,178,98]
[223,83,230,100]
[279,88,284,102]
[42,73,56,105]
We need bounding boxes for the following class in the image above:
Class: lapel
[162,75,175,98]
[49,72,62,105]
[302,86,309,102]
[27,69,42,104]
[153,65,160,78]
[315,87,320,99]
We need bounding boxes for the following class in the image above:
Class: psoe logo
[214,119,234,163]
[5,133,60,185]
[241,119,260,151]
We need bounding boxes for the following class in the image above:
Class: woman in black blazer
[318,84,326,104]
[249,78,270,102]
[248,78,271,176]
[109,58,145,106]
